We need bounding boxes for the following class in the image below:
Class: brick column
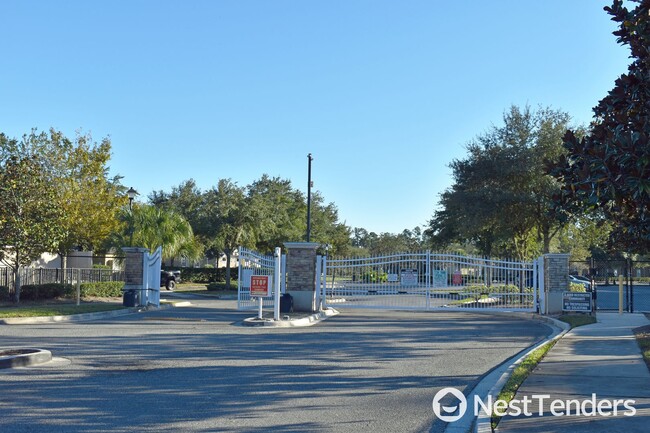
[284,242,320,313]
[544,253,570,314]
[123,247,147,306]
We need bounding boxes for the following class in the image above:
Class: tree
[202,179,254,288]
[304,191,352,256]
[150,179,205,234]
[150,179,209,263]
[0,156,64,302]
[427,105,573,259]
[108,204,202,262]
[550,0,650,253]
[247,175,306,253]
[1,128,124,264]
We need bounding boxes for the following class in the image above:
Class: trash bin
[280,293,293,313]
[123,290,138,307]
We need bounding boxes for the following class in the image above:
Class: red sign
[250,275,270,297]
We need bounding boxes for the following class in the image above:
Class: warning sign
[250,275,270,297]
[562,292,591,312]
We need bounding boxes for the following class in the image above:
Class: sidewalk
[497,313,650,433]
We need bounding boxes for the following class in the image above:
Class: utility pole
[306,153,313,242]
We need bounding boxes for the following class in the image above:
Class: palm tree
[109,204,202,263]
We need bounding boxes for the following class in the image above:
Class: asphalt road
[0,299,551,433]
[595,284,650,311]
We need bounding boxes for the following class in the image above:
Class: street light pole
[307,153,313,242]
[126,187,138,245]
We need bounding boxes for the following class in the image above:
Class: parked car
[161,270,181,290]
[570,275,592,292]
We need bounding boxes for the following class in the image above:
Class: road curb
[242,308,339,327]
[472,315,570,433]
[439,313,568,433]
[0,348,52,368]
[0,301,190,325]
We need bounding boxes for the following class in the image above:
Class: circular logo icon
[432,387,467,423]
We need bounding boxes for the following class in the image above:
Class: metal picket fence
[0,267,125,295]
[322,251,538,311]
[237,247,286,310]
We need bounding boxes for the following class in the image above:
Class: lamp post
[306,153,313,242]
[126,187,138,245]
[127,187,138,211]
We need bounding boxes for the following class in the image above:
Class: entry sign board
[250,275,270,297]
[562,292,591,312]
[400,269,418,286]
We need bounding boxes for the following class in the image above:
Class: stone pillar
[544,253,570,315]
[284,242,320,313]
[123,247,147,306]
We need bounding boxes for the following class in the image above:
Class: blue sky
[0,1,631,234]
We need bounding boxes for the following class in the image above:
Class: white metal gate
[322,252,539,312]
[237,247,286,310]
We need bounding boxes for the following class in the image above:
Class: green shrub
[206,281,239,291]
[360,271,388,283]
[20,283,73,300]
[0,286,9,301]
[92,264,112,270]
[80,281,125,297]
[569,282,586,292]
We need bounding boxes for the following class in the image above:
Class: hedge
[164,267,239,283]
[80,281,125,297]
[462,284,530,294]
[0,286,9,301]
[20,283,73,300]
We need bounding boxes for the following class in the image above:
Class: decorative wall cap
[543,253,571,258]
[122,247,149,253]
[283,242,321,250]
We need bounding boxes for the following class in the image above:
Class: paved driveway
[0,300,550,433]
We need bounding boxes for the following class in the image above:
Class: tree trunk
[543,231,551,255]
[225,249,232,289]
[13,267,20,304]
[61,253,68,284]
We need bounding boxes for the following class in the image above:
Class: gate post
[122,247,148,307]
[284,242,320,313]
[542,253,570,315]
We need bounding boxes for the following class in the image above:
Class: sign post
[274,247,281,321]
[250,275,270,319]
[619,275,624,315]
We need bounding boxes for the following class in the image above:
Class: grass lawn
[558,313,597,328]
[491,313,597,428]
[634,325,650,373]
[174,282,238,298]
[0,302,125,318]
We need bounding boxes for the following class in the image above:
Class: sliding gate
[322,252,538,312]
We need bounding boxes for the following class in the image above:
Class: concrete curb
[0,301,191,325]
[472,316,570,433]
[242,308,339,327]
[0,348,52,368]
[440,314,569,433]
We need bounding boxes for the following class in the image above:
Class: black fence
[570,259,650,312]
